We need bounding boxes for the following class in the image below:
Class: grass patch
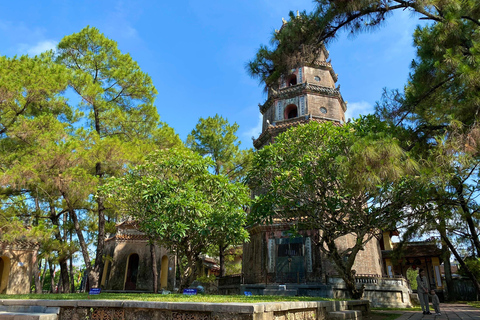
[468,301,480,309]
[0,293,334,303]
[372,307,421,311]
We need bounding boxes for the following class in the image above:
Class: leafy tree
[102,148,250,289]
[0,53,77,293]
[186,114,253,276]
[248,117,417,299]
[248,0,480,297]
[55,26,179,289]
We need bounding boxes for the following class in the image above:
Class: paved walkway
[376,304,480,319]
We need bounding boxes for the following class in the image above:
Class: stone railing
[327,275,412,308]
[259,82,342,114]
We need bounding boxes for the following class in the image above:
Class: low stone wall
[327,276,412,308]
[235,276,411,309]
[0,299,369,320]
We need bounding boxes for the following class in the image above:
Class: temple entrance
[124,254,139,290]
[160,255,168,289]
[276,238,304,283]
[0,256,10,294]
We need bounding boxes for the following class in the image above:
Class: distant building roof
[382,242,443,260]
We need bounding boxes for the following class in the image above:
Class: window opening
[284,104,298,119]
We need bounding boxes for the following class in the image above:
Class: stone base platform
[0,299,370,320]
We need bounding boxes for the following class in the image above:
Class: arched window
[284,104,298,119]
[124,253,139,290]
[287,75,297,86]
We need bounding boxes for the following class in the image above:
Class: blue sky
[0,1,424,149]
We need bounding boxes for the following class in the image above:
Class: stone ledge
[0,299,369,319]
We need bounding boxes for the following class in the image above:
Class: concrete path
[377,303,480,319]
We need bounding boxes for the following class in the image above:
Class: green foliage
[406,268,418,290]
[248,116,417,298]
[459,258,480,280]
[195,275,217,284]
[56,26,159,139]
[0,53,71,136]
[102,148,250,288]
[186,114,253,181]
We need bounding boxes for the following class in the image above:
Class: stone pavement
[378,303,480,319]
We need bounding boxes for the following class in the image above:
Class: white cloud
[345,101,374,121]
[21,40,57,56]
[243,113,263,141]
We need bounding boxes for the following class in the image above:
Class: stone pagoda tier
[253,44,347,150]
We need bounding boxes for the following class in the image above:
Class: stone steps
[0,306,59,320]
[328,310,362,319]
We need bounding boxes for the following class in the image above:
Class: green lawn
[0,293,335,303]
[372,307,421,311]
[468,301,480,309]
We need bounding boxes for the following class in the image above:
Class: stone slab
[328,310,362,319]
[0,311,58,320]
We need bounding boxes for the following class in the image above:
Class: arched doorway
[284,104,298,119]
[124,254,139,290]
[160,255,168,289]
[0,256,11,294]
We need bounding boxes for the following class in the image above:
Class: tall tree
[248,117,417,299]
[186,114,253,276]
[102,148,250,288]
[55,26,165,288]
[0,53,76,292]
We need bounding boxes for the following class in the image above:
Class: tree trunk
[48,203,70,293]
[219,244,226,277]
[59,259,70,293]
[150,241,158,293]
[441,232,480,295]
[456,184,480,257]
[70,224,75,293]
[93,162,106,289]
[40,259,48,293]
[48,260,55,293]
[441,243,455,301]
[341,269,364,299]
[68,207,96,290]
[34,256,41,293]
[438,220,455,301]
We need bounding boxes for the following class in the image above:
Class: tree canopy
[248,117,417,298]
[102,148,250,288]
[247,0,480,296]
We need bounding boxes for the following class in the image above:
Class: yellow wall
[0,256,11,294]
[431,257,443,289]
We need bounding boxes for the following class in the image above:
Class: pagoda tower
[253,44,347,150]
[242,35,383,293]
